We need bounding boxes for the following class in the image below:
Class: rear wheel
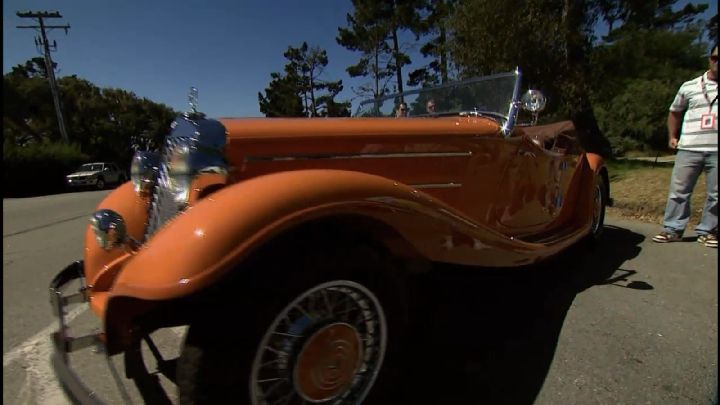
[177,241,407,404]
[587,174,607,242]
[96,177,105,190]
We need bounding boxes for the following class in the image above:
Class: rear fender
[585,152,611,206]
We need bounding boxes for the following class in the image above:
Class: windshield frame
[355,68,523,136]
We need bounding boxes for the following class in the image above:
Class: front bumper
[67,178,99,187]
[49,261,106,405]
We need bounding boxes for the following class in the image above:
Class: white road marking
[169,325,188,339]
[3,305,87,405]
[3,305,87,368]
[4,309,186,404]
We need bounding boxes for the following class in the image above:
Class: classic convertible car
[49,69,610,404]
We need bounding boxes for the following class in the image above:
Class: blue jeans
[662,150,718,235]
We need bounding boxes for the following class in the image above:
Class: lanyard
[700,73,718,113]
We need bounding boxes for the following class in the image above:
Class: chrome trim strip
[411,183,462,189]
[245,151,472,162]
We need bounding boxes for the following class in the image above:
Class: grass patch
[605,159,710,227]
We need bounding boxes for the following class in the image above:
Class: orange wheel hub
[293,322,363,402]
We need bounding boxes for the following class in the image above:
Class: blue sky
[3,0,716,118]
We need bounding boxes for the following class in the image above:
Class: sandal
[652,231,682,243]
[704,234,718,248]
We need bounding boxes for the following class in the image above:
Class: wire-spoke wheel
[250,280,386,404]
[177,236,407,405]
[588,175,606,242]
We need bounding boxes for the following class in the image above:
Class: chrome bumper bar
[49,261,106,405]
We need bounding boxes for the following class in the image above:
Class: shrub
[3,139,89,197]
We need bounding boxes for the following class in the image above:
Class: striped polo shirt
[669,71,718,152]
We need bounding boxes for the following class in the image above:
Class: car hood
[67,171,100,178]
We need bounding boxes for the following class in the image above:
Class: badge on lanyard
[700,113,716,129]
[700,74,717,129]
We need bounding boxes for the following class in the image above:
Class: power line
[16,10,71,143]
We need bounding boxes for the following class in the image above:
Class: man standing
[653,45,718,248]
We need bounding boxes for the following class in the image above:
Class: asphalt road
[3,191,717,404]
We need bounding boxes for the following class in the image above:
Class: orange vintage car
[50,70,610,404]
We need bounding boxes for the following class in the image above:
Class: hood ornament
[184,86,205,119]
[189,87,198,113]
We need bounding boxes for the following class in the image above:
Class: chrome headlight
[130,151,161,196]
[89,209,127,250]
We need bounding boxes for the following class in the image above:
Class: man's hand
[667,111,683,150]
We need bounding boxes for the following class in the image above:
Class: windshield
[78,164,103,172]
[355,71,520,122]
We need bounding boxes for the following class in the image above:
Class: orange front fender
[84,182,149,291]
[111,170,438,300]
[109,170,541,302]
[109,169,590,302]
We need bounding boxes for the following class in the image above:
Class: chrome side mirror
[90,209,128,251]
[521,90,546,125]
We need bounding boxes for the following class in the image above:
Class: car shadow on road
[398,225,646,404]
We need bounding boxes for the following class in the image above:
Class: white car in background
[65,162,127,190]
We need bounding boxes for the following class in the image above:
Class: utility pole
[16,11,71,143]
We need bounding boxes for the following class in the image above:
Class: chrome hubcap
[250,281,387,404]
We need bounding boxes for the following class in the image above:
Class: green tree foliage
[408,0,458,87]
[3,138,89,197]
[4,60,177,167]
[337,0,424,99]
[707,14,718,42]
[259,43,350,117]
[590,0,709,155]
[258,72,305,117]
[449,0,712,157]
[451,0,612,156]
[599,0,708,38]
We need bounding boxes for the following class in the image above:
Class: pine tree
[337,0,424,100]
[259,43,350,117]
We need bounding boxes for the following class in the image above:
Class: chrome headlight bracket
[130,151,161,196]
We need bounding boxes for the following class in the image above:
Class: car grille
[144,136,191,241]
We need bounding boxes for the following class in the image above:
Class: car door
[493,128,581,235]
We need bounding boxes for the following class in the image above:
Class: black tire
[96,177,105,190]
[586,174,607,243]
[177,235,408,404]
